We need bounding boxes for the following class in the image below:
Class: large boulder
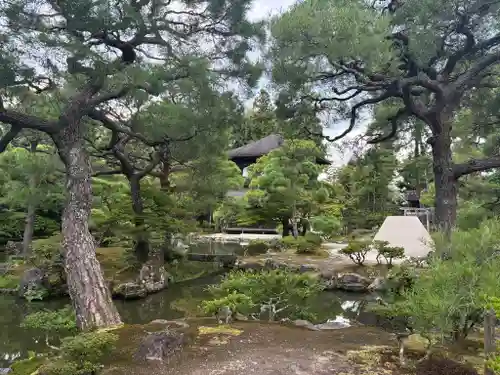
[134,330,185,362]
[367,276,388,292]
[113,282,147,299]
[19,268,48,300]
[335,272,372,292]
[114,263,171,299]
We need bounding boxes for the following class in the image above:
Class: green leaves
[243,139,326,224]
[270,0,394,87]
[203,269,323,320]
[381,220,500,341]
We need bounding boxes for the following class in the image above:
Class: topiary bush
[202,269,322,321]
[245,240,269,256]
[295,237,318,254]
[373,240,405,266]
[280,234,323,255]
[303,232,322,246]
[339,240,371,265]
[38,331,118,375]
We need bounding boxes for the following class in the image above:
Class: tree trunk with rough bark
[429,120,458,237]
[57,120,122,331]
[22,139,38,255]
[129,175,150,263]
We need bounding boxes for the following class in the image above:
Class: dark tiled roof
[228,134,330,165]
[228,134,284,158]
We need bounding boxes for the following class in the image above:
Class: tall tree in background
[0,0,263,330]
[245,139,329,236]
[331,144,399,231]
[270,0,500,234]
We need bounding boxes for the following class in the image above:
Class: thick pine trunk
[430,123,458,237]
[129,176,150,263]
[58,121,122,331]
[22,141,39,255]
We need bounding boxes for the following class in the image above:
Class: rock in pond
[368,276,388,292]
[114,263,171,299]
[335,272,372,292]
[0,368,11,374]
[135,330,185,362]
[113,282,147,299]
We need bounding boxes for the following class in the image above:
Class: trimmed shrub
[339,240,371,265]
[245,240,269,255]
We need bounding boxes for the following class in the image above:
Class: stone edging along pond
[0,253,390,300]
[234,257,387,293]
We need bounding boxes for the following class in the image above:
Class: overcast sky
[245,0,366,167]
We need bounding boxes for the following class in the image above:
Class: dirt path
[104,322,404,375]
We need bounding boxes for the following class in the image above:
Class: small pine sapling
[340,240,371,265]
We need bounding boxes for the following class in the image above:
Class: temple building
[222,134,331,232]
[228,134,330,175]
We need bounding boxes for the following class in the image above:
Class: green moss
[10,356,46,375]
[95,247,136,283]
[0,273,20,289]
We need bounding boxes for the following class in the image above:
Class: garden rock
[18,268,47,299]
[264,258,288,270]
[292,319,320,331]
[298,264,319,273]
[367,277,388,292]
[115,263,171,299]
[335,272,372,292]
[0,368,11,374]
[234,312,248,321]
[235,260,263,272]
[113,282,147,299]
[135,330,185,362]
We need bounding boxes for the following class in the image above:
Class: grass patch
[0,273,20,289]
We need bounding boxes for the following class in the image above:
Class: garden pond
[0,241,380,368]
